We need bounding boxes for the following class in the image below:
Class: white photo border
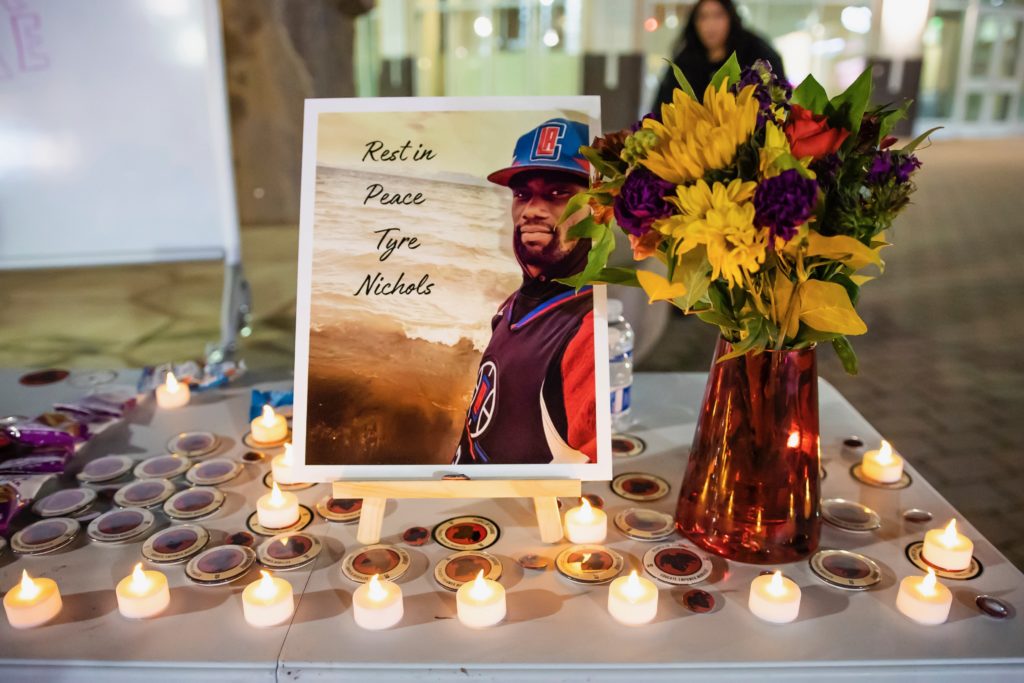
[291,96,610,482]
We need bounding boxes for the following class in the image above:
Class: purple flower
[630,111,661,132]
[811,153,842,189]
[613,167,675,236]
[734,60,792,126]
[866,151,921,185]
[754,169,819,242]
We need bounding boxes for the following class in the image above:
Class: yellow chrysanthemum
[657,178,767,287]
[640,82,759,185]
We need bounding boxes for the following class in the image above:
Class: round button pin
[614,508,677,541]
[134,454,191,480]
[32,487,97,518]
[142,524,211,564]
[163,486,226,521]
[341,544,411,583]
[315,496,362,523]
[434,551,502,591]
[402,526,430,546]
[12,517,80,555]
[642,543,712,585]
[185,545,257,585]
[114,478,177,509]
[611,472,670,502]
[186,458,243,486]
[166,431,220,458]
[555,544,624,585]
[612,434,646,458]
[256,532,323,571]
[432,515,500,551]
[809,549,882,590]
[76,455,134,483]
[87,507,156,544]
[822,498,881,532]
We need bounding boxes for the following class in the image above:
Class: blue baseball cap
[487,117,591,186]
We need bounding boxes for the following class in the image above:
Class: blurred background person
[653,0,786,110]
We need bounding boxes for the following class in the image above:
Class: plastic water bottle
[607,298,634,432]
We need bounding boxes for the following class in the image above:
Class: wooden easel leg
[356,497,388,546]
[533,496,563,544]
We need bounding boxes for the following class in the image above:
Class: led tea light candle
[607,570,658,626]
[748,571,801,624]
[116,563,170,619]
[456,570,506,628]
[563,498,607,544]
[257,482,299,529]
[3,570,62,629]
[270,442,297,485]
[353,574,403,630]
[896,568,952,625]
[242,570,294,627]
[155,372,190,409]
[252,405,288,445]
[923,519,974,571]
[861,440,904,484]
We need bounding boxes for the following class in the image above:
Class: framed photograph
[292,97,610,482]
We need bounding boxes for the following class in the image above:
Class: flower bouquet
[561,56,935,562]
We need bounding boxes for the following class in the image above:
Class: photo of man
[453,118,598,465]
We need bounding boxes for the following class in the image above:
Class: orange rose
[784,105,850,160]
[628,230,662,261]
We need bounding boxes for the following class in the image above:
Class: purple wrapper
[0,474,55,534]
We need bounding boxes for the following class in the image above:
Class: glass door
[952,0,1024,133]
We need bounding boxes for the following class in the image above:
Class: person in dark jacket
[653,0,786,110]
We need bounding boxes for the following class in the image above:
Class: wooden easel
[332,478,581,545]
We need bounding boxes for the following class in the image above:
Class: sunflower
[641,82,760,185]
[658,178,768,287]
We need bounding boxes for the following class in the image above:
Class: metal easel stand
[206,258,252,365]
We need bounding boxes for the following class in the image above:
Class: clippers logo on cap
[531,122,566,160]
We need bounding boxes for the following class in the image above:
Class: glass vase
[675,337,821,564]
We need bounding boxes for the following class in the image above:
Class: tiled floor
[1,137,1022,569]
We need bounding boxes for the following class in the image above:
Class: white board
[0,0,239,269]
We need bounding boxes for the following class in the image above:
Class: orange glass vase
[675,338,821,564]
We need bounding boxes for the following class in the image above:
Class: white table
[1,371,1022,682]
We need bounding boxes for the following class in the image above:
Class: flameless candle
[861,440,904,484]
[155,372,190,409]
[242,570,294,627]
[456,570,506,628]
[252,405,288,445]
[748,571,801,624]
[923,519,974,571]
[563,498,607,544]
[607,570,658,626]
[116,563,170,619]
[896,568,952,625]
[270,442,297,485]
[257,482,299,529]
[3,570,62,629]
[353,574,403,630]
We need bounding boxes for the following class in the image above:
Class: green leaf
[697,310,737,330]
[558,223,615,291]
[580,146,622,179]
[878,100,912,141]
[900,126,943,154]
[666,59,697,102]
[793,326,842,344]
[558,190,592,226]
[707,281,736,325]
[566,215,601,240]
[792,74,829,114]
[710,52,741,91]
[830,272,860,307]
[591,267,640,287]
[772,151,814,178]
[671,246,712,311]
[829,66,873,135]
[718,316,768,361]
[832,336,859,375]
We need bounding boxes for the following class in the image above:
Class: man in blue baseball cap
[453,118,598,466]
